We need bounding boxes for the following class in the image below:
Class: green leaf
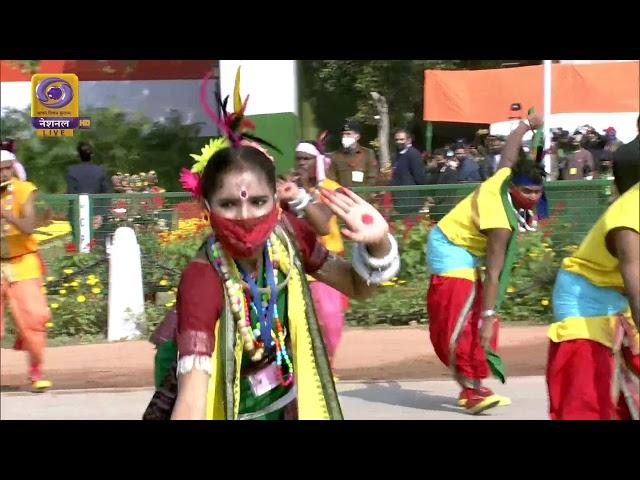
[485,348,507,384]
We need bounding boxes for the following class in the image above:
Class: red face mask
[209,207,280,259]
[509,185,539,211]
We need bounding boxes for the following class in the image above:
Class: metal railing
[37,178,613,254]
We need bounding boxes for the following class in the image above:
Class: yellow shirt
[437,167,512,257]
[561,182,639,290]
[1,179,42,282]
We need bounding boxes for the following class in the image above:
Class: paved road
[1,376,549,420]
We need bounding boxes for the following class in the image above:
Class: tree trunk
[370,91,391,176]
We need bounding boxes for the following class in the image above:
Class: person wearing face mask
[425,112,548,415]
[454,146,481,183]
[479,136,505,180]
[390,129,428,215]
[143,71,399,420]
[560,132,596,180]
[327,120,378,189]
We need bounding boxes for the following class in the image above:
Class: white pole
[78,194,91,253]
[107,226,144,341]
[543,60,552,177]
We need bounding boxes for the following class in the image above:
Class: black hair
[512,152,546,184]
[200,146,276,201]
[394,128,412,140]
[1,138,16,153]
[77,142,92,161]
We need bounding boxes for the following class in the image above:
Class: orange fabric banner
[423,62,639,123]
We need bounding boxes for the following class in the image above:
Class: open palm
[320,187,389,244]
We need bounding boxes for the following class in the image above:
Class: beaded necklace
[208,234,294,385]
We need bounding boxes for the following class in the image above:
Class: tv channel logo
[31,74,80,137]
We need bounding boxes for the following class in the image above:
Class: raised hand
[276,178,300,202]
[319,186,389,246]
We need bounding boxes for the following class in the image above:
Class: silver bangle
[356,233,399,270]
[288,189,312,217]
[481,309,497,319]
[351,243,401,286]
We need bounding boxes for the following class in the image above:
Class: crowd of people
[393,124,627,190]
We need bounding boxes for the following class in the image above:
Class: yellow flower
[165,301,175,308]
[86,278,97,286]
[76,295,87,303]
[171,287,178,293]
[59,289,67,295]
[528,252,539,258]
[190,138,230,173]
[63,268,74,274]
[46,276,56,282]
[50,303,60,309]
[91,287,102,294]
[70,281,79,287]
[381,281,395,287]
[46,322,54,328]
[159,279,168,286]
[541,299,550,306]
[506,287,515,293]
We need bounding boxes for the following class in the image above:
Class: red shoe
[465,393,500,415]
[457,388,475,406]
[458,386,511,407]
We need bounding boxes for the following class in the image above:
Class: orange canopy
[423,61,639,123]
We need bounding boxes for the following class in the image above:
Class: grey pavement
[0,376,549,420]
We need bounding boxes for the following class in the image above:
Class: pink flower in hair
[179,168,202,197]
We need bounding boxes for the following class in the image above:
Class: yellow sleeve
[476,167,512,231]
[603,183,640,234]
[14,181,37,204]
[318,178,341,191]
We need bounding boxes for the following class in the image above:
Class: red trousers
[426,275,499,381]
[546,339,638,420]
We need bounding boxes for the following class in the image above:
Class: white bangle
[288,189,312,217]
[481,309,497,319]
[177,355,212,376]
[351,243,401,286]
[357,233,398,270]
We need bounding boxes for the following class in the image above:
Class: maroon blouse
[176,211,329,359]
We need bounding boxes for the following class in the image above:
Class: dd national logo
[31,73,87,137]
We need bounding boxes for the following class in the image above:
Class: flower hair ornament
[179,66,281,197]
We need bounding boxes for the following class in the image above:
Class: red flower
[64,243,77,253]
[152,196,164,209]
[113,199,127,210]
[89,239,97,250]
